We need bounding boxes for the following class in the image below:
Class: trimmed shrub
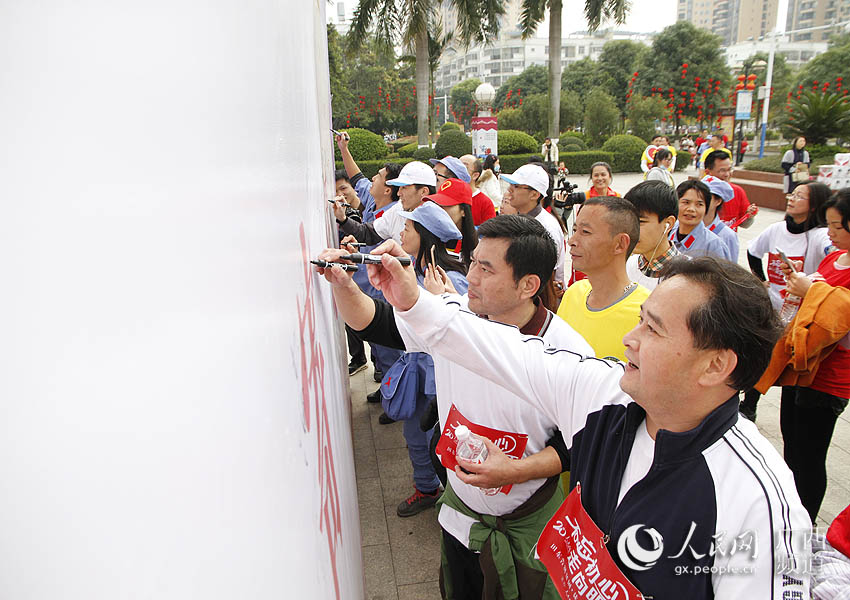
[765,130,780,141]
[561,151,616,174]
[440,122,461,132]
[601,134,647,173]
[413,146,436,160]
[673,151,690,172]
[741,156,783,173]
[562,143,583,153]
[498,151,615,175]
[434,129,472,158]
[390,139,412,151]
[560,130,589,144]
[498,130,538,155]
[333,128,388,162]
[335,158,417,180]
[398,142,418,158]
[558,134,587,151]
[498,154,544,174]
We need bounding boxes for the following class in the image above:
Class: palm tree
[519,0,628,140]
[348,0,504,147]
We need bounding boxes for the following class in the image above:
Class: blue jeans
[403,393,440,493]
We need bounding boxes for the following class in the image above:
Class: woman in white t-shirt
[741,181,833,421]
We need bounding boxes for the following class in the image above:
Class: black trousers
[780,385,845,522]
[345,324,366,365]
[440,530,484,600]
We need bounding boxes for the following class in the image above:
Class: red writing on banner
[297,223,343,599]
[537,484,643,600]
[435,403,528,494]
[766,252,804,289]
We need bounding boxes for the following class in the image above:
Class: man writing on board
[360,241,810,600]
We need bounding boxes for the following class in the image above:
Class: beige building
[786,0,850,41]
[737,0,780,42]
[678,0,850,44]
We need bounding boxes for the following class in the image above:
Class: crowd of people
[322,130,848,599]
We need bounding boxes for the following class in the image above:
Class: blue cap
[429,156,471,184]
[399,202,462,242]
[701,175,734,202]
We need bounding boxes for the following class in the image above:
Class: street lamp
[734,59,766,165]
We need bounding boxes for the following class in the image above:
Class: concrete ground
[351,167,850,599]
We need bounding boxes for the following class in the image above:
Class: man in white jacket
[363,242,811,600]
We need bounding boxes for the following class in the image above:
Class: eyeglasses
[435,172,449,180]
[786,191,807,200]
[510,184,535,192]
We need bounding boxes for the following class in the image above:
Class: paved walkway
[352,168,850,599]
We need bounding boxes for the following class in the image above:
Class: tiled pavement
[351,168,850,599]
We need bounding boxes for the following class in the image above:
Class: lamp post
[734,59,766,165]
[471,83,498,157]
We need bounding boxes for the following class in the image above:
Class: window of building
[566,46,575,57]
[579,46,585,54]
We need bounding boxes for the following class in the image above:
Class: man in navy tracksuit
[365,246,811,599]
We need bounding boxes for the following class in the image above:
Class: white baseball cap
[386,161,437,187]
[501,164,549,197]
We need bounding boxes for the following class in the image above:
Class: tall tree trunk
[548,0,562,140]
[430,68,437,146]
[415,28,430,147]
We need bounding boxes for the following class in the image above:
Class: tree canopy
[495,64,549,109]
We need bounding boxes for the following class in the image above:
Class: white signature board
[0,1,362,598]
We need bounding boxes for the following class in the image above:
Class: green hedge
[390,139,412,151]
[435,129,472,158]
[441,122,461,132]
[558,134,588,152]
[398,142,418,158]
[498,130,538,155]
[333,128,388,162]
[498,151,615,175]
[562,143,583,153]
[741,156,783,173]
[562,151,616,174]
[601,134,647,173]
[413,146,436,160]
[334,158,419,180]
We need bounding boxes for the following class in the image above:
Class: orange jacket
[755,281,850,392]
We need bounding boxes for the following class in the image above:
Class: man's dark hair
[711,134,723,141]
[582,196,641,256]
[660,256,783,390]
[413,184,437,196]
[624,181,678,221]
[335,169,350,183]
[822,187,850,232]
[651,135,663,142]
[468,157,482,176]
[477,215,556,299]
[704,150,731,171]
[384,163,403,203]
[676,179,711,206]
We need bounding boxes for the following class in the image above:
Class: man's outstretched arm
[365,239,629,439]
[314,248,406,350]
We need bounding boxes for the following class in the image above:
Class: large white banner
[0,1,362,598]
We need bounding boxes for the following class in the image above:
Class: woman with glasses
[740,181,834,420]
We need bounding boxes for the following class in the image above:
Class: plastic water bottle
[454,425,501,496]
[779,294,802,326]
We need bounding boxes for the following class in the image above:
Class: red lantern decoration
[682,63,689,68]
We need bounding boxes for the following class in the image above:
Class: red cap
[424,178,471,207]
